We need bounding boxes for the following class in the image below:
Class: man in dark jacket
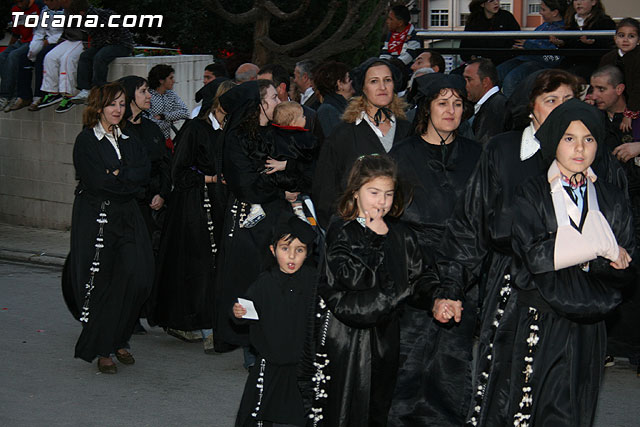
[463,58,506,144]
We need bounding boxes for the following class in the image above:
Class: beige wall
[0,54,213,230]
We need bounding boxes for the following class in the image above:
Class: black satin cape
[235,265,317,426]
[147,119,225,330]
[62,127,153,362]
[387,134,482,426]
[481,175,636,427]
[314,217,439,427]
[435,129,628,426]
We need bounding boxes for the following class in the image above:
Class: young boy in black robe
[233,214,317,427]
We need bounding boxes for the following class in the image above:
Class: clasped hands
[432,298,463,323]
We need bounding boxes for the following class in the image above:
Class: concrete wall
[0,54,213,230]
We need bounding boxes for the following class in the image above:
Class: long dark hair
[337,154,405,221]
[238,79,275,139]
[565,0,608,29]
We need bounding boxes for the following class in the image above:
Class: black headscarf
[218,80,261,132]
[412,73,467,106]
[535,98,605,166]
[117,75,147,122]
[350,57,403,126]
[194,77,230,118]
[503,69,546,131]
[351,57,403,96]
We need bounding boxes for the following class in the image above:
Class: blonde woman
[313,58,411,228]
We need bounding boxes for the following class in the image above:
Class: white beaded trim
[79,200,110,323]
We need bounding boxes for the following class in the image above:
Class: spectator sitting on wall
[459,0,520,66]
[37,0,89,111]
[379,4,420,69]
[0,0,41,111]
[6,0,64,112]
[497,0,567,98]
[60,4,136,111]
[553,0,615,82]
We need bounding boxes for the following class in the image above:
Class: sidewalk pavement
[0,223,68,267]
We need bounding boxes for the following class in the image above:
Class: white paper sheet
[238,298,259,320]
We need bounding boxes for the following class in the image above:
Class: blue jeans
[0,41,30,97]
[76,45,132,90]
[16,43,56,100]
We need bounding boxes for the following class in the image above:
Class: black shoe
[39,93,63,108]
[133,320,147,335]
[604,355,615,367]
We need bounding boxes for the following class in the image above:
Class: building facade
[418,0,640,31]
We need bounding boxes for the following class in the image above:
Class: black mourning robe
[435,130,628,426]
[484,176,635,427]
[387,135,482,426]
[123,117,171,246]
[216,126,309,347]
[313,218,439,427]
[62,127,153,362]
[148,119,225,331]
[473,91,508,146]
[312,118,411,229]
[600,112,640,362]
[235,265,317,427]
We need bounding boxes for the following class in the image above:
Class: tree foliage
[100,0,387,70]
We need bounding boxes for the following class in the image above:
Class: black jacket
[473,90,508,145]
[312,118,412,228]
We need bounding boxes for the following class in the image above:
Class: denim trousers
[76,45,132,90]
[0,41,30,97]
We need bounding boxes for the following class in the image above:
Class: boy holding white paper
[232,214,317,427]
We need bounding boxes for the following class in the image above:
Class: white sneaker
[293,205,310,224]
[0,97,11,110]
[71,89,90,103]
[239,204,266,228]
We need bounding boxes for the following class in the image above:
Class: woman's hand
[205,175,218,184]
[612,142,640,162]
[233,303,247,319]
[549,36,564,47]
[149,194,164,210]
[579,35,595,45]
[513,39,525,49]
[112,169,120,176]
[611,246,632,270]
[364,209,388,235]
[284,191,300,203]
[432,298,463,323]
[265,158,287,174]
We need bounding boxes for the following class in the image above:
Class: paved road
[0,260,638,426]
[0,261,245,426]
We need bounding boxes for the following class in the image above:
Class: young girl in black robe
[495,99,635,426]
[312,154,440,427]
[62,82,153,373]
[233,215,318,427]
